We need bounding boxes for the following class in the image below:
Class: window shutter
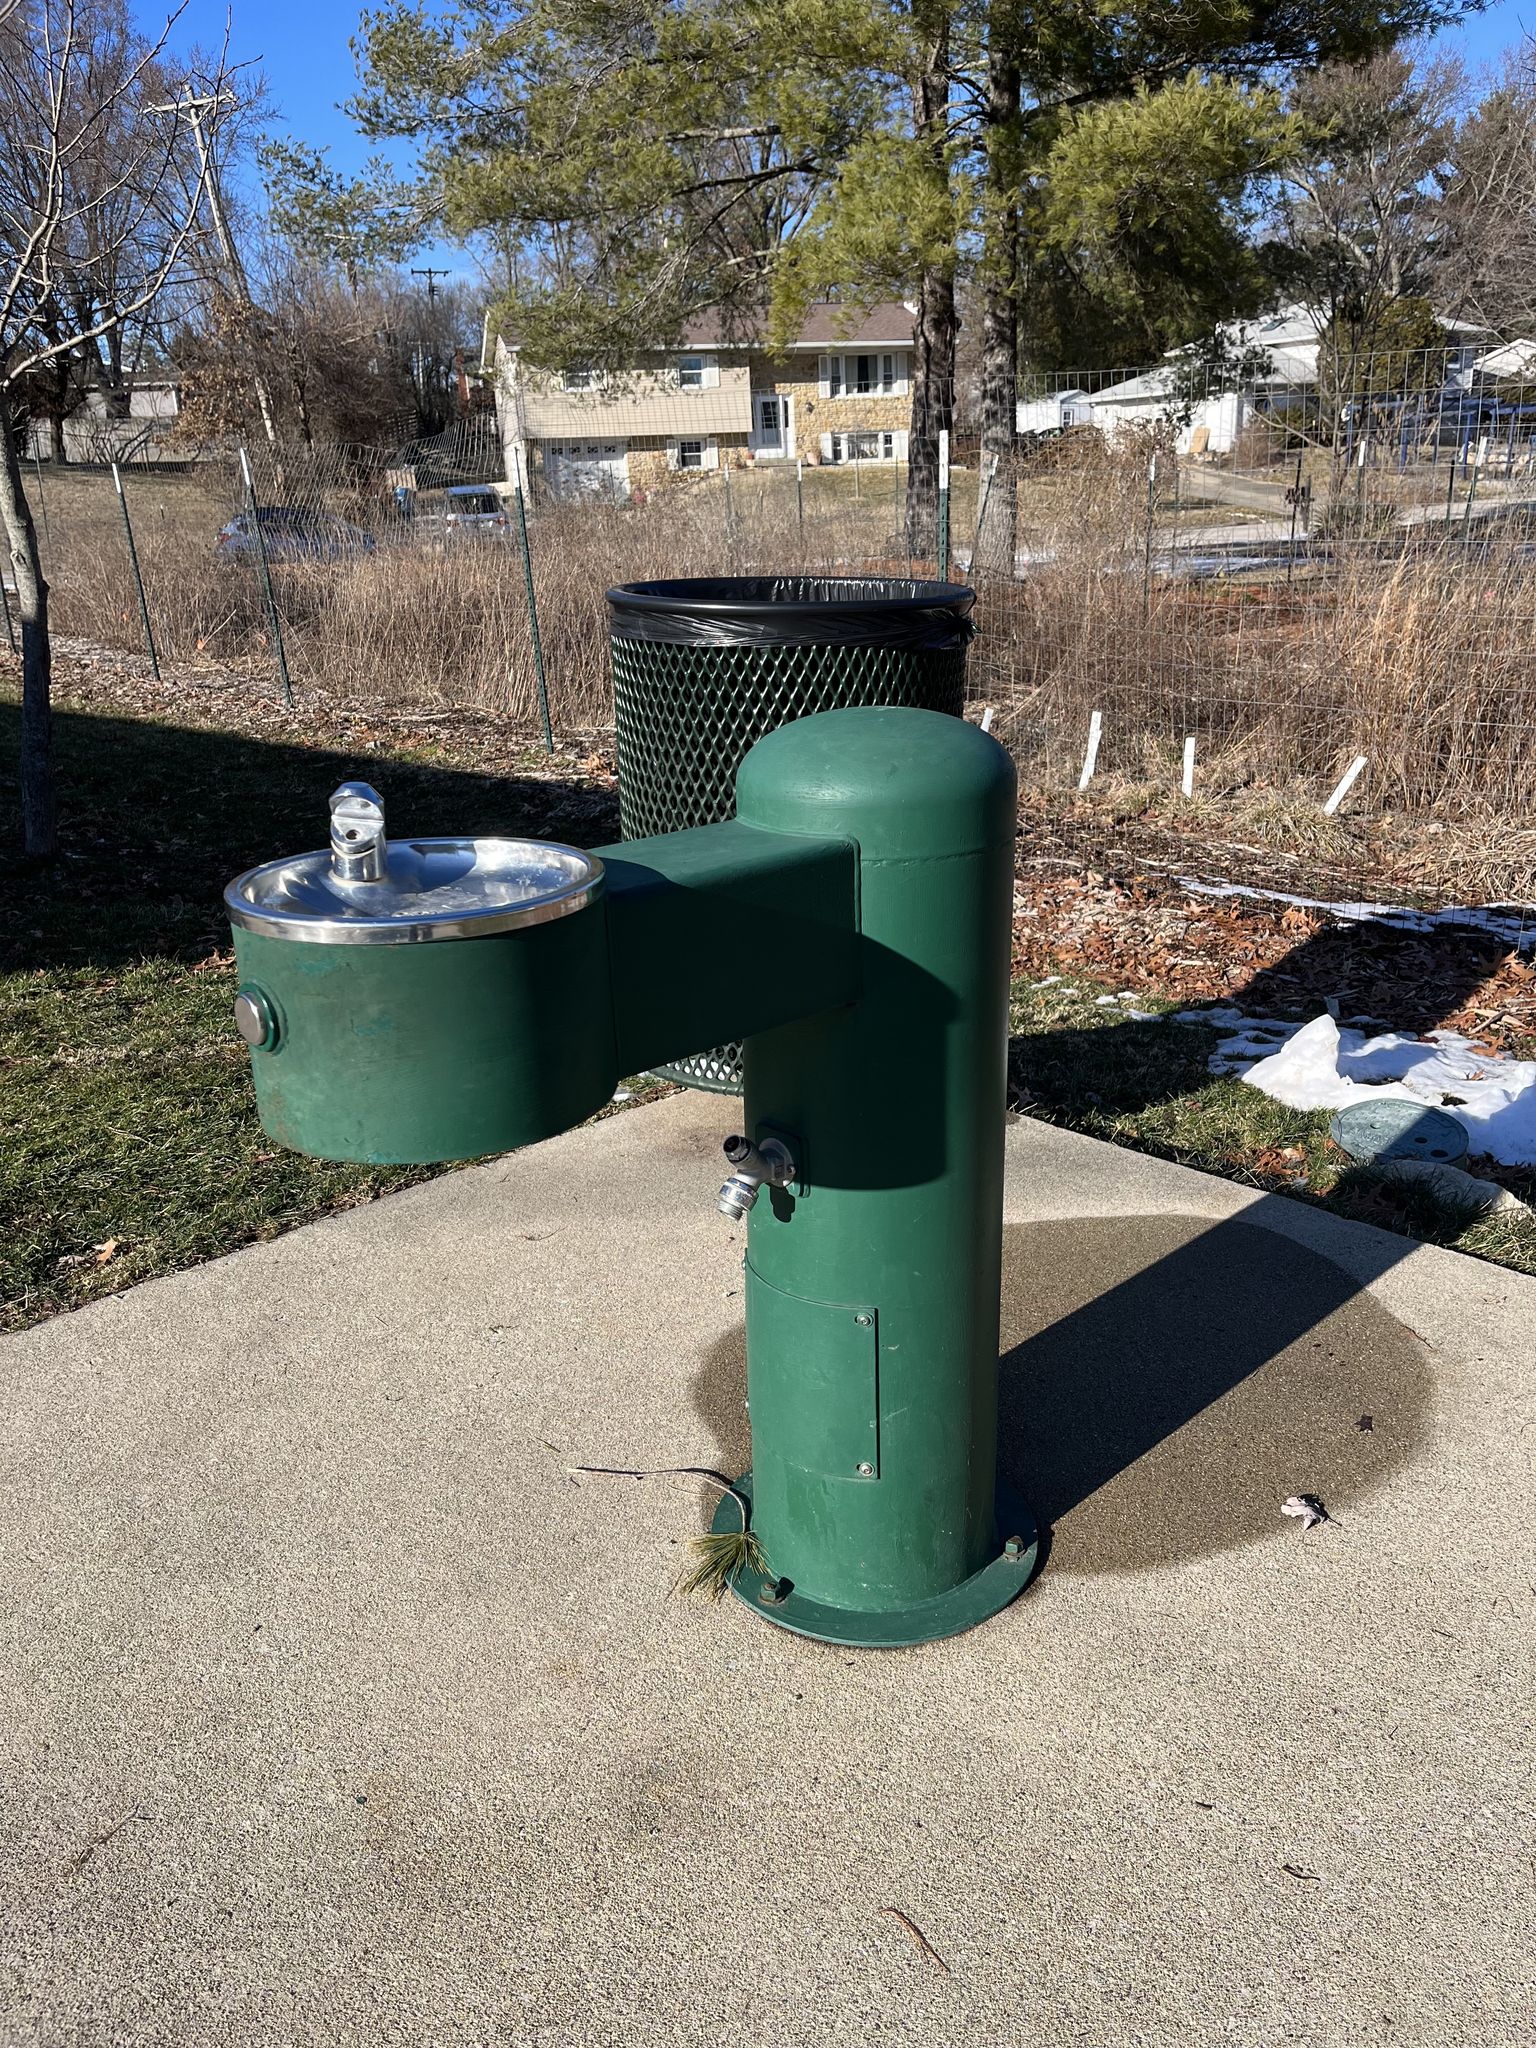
[817,355,831,398]
[703,358,720,390]
[818,432,833,462]
[666,440,680,471]
[703,438,720,470]
[894,430,909,460]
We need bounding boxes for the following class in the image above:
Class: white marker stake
[980,706,995,733]
[1181,735,1196,799]
[938,429,950,492]
[1323,754,1368,816]
[1078,710,1103,791]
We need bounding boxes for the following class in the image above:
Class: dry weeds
[31,439,1536,905]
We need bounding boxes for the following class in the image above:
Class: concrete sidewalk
[1,1095,1531,2048]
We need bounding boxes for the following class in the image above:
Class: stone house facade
[494,302,915,502]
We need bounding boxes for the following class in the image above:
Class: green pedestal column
[712,707,1038,1646]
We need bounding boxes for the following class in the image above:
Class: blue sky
[1449,0,1534,68]
[162,0,1534,280]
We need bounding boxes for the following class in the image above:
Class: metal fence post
[112,461,160,680]
[796,457,804,529]
[240,445,293,707]
[937,429,950,581]
[511,446,554,754]
[31,449,50,550]
[975,453,998,570]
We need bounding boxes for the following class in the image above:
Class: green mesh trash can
[608,575,977,1091]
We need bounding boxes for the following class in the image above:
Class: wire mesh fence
[22,335,1536,937]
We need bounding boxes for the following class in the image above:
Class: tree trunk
[974,38,1021,582]
[904,12,958,560]
[906,268,957,560]
[0,406,55,857]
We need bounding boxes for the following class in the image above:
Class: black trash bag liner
[607,576,976,650]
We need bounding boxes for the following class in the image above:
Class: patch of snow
[1224,1012,1536,1167]
[1179,879,1536,952]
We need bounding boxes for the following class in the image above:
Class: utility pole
[411,267,449,305]
[152,87,280,450]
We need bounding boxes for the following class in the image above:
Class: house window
[562,366,598,392]
[827,430,899,464]
[678,355,705,390]
[823,352,904,397]
[677,438,706,468]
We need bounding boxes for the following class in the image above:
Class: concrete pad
[1,1095,1532,2048]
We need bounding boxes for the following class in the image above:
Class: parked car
[215,507,377,564]
[414,484,510,540]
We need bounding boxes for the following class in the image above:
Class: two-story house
[494,301,916,502]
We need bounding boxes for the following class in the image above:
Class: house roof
[1476,338,1536,380]
[679,300,915,351]
[1089,365,1178,405]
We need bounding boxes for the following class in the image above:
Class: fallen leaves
[55,1237,123,1272]
[1011,844,1536,1056]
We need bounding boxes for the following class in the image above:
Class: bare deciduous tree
[1435,40,1536,341]
[0,0,228,856]
[1276,49,1465,332]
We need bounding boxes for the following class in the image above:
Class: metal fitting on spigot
[329,782,387,883]
[718,1134,797,1220]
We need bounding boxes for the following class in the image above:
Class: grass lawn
[1010,971,1536,1276]
[0,678,630,1332]
[7,663,1536,1338]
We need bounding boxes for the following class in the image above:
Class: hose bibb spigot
[718,1133,797,1220]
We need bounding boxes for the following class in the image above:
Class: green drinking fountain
[225,700,1038,1647]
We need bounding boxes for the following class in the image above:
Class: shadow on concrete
[689,1206,1434,1576]
[994,1210,1434,1573]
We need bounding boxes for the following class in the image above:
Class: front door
[752,394,791,458]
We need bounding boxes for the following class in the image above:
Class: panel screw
[1004,1534,1026,1560]
[856,1462,874,1477]
[759,1577,790,1607]
[853,1313,872,1327]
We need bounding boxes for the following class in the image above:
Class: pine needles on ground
[675,1526,768,1601]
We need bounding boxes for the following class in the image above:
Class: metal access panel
[744,1262,880,1482]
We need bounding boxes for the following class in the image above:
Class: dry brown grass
[39,458,916,729]
[975,437,1536,852]
[30,441,1536,903]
